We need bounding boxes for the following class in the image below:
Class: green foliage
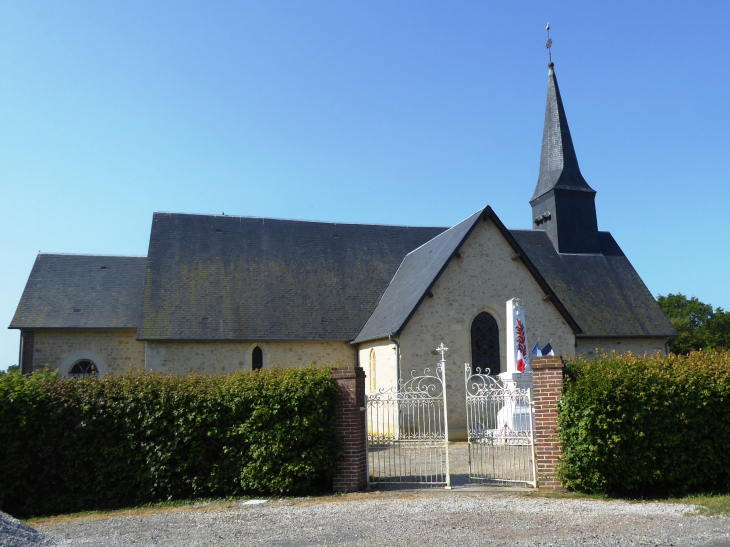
[658,293,730,354]
[0,367,340,518]
[558,351,730,496]
[2,365,19,374]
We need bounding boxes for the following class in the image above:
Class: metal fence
[366,344,451,488]
[464,364,536,487]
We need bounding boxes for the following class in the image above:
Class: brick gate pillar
[531,355,565,491]
[331,367,367,492]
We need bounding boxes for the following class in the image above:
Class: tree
[657,293,730,354]
[2,365,19,374]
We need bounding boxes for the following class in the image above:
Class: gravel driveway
[32,490,730,547]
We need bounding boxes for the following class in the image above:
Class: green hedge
[0,367,340,517]
[559,350,730,496]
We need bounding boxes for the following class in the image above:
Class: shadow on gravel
[1,510,58,547]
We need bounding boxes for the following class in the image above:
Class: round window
[69,359,99,379]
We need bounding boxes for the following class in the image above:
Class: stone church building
[10,63,676,438]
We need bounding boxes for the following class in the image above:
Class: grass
[24,489,437,526]
[670,494,730,517]
[526,490,730,517]
[24,496,265,527]
[524,490,611,502]
[25,489,730,527]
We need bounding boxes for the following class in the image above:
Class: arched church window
[69,359,99,379]
[369,349,376,392]
[471,312,500,376]
[252,346,263,371]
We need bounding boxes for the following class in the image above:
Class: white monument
[497,298,534,432]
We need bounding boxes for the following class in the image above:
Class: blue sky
[1,1,729,370]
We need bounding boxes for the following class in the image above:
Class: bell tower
[531,58,600,254]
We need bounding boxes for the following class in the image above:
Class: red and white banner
[506,298,530,374]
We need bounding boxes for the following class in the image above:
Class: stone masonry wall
[145,340,356,374]
[398,218,577,441]
[32,330,146,376]
[576,337,668,358]
[357,339,397,396]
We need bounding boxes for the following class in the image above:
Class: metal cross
[546,22,552,63]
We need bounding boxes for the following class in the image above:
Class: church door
[470,312,500,375]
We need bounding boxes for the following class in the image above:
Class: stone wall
[29,331,356,376]
[32,330,145,376]
[576,337,668,358]
[357,339,398,395]
[144,340,356,374]
[397,218,577,441]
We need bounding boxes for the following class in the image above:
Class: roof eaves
[575,333,676,339]
[351,332,394,344]
[136,336,352,343]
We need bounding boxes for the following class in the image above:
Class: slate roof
[10,214,674,342]
[532,64,595,202]
[9,254,147,330]
[354,207,582,343]
[354,207,675,343]
[353,208,487,343]
[511,230,677,337]
[137,213,446,341]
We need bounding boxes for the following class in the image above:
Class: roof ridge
[402,206,490,258]
[37,252,147,258]
[153,211,448,230]
[353,206,582,343]
[353,207,491,343]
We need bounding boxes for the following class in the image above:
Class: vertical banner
[506,298,529,374]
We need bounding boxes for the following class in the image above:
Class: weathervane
[546,22,553,64]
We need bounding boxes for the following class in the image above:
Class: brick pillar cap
[331,367,365,378]
[531,356,564,370]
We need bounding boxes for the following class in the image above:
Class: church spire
[531,63,595,202]
[530,32,601,254]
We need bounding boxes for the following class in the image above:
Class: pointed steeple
[531,63,595,202]
[530,62,601,255]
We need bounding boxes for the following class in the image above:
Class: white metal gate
[464,364,537,487]
[366,344,451,488]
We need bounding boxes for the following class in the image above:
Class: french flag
[530,341,542,359]
[517,350,526,374]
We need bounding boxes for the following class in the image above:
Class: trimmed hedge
[559,350,730,496]
[0,367,340,517]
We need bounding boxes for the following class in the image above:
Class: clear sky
[1,1,729,370]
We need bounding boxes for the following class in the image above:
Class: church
[10,62,676,438]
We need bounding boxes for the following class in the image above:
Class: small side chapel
[10,62,676,439]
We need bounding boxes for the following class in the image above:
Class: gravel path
[32,491,730,547]
[0,510,57,547]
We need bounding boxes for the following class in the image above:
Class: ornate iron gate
[465,364,537,487]
[366,344,451,488]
